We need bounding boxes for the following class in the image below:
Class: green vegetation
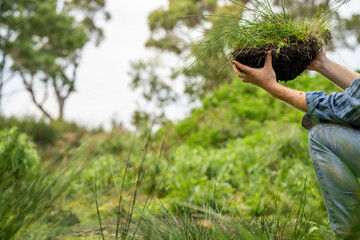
[0,127,86,239]
[0,128,40,187]
[132,196,336,240]
[0,116,87,146]
[77,73,339,239]
[1,72,341,239]
[202,0,334,51]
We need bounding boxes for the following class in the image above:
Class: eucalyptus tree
[0,0,110,120]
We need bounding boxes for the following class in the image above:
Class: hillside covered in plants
[0,72,342,239]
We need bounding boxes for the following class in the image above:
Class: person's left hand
[232,51,278,92]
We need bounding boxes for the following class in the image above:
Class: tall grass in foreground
[135,193,335,240]
[0,127,88,239]
[92,129,176,239]
[92,130,335,240]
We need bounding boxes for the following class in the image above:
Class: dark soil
[232,37,330,82]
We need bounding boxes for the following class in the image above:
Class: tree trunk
[0,30,10,112]
[52,78,65,121]
[58,98,65,121]
[53,55,79,121]
[0,55,6,113]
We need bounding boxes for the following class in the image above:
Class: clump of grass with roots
[199,0,347,81]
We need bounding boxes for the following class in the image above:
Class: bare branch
[64,52,81,99]
[40,81,49,106]
[0,28,12,83]
[19,69,54,121]
[52,76,63,104]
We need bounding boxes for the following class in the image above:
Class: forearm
[316,58,360,90]
[266,84,307,112]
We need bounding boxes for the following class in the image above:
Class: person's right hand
[307,48,328,72]
[232,51,278,93]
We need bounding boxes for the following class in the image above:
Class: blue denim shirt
[302,78,360,130]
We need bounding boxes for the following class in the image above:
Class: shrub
[0,127,84,239]
[0,127,40,186]
[161,121,324,216]
[0,116,86,146]
[172,73,340,148]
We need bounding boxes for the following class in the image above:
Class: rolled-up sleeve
[302,78,360,130]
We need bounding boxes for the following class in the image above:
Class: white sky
[3,0,360,130]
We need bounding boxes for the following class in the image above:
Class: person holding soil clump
[232,49,360,239]
[200,0,359,237]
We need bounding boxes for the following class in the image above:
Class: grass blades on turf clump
[201,0,345,81]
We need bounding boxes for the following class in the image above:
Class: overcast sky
[3,0,360,130]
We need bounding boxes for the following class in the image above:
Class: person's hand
[307,48,327,71]
[232,51,279,93]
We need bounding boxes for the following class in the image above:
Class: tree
[0,1,16,112]
[0,0,110,120]
[130,0,360,121]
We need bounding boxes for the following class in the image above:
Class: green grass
[134,193,336,240]
[0,127,90,239]
[89,151,335,239]
[201,0,346,54]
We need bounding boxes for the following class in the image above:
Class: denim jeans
[308,123,360,239]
